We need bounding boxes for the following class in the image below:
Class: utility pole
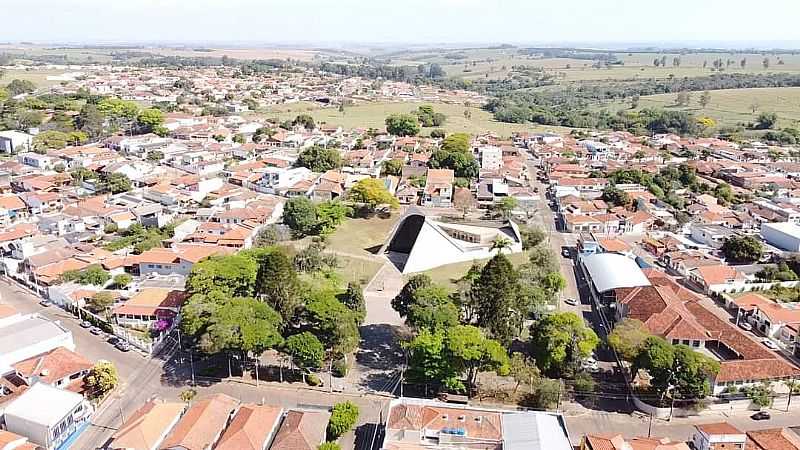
[647,413,653,437]
[254,354,260,387]
[788,378,795,412]
[189,349,195,386]
[328,358,333,393]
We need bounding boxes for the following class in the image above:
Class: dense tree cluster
[296,145,343,172]
[181,246,364,381]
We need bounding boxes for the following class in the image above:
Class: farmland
[593,87,800,129]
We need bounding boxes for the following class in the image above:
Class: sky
[5,0,800,47]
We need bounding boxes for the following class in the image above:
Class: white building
[480,146,503,171]
[382,212,523,273]
[691,423,746,450]
[17,152,56,170]
[0,131,34,154]
[0,314,74,366]
[4,383,93,450]
[761,221,800,252]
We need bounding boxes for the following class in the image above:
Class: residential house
[137,245,232,276]
[12,347,92,393]
[108,399,186,450]
[691,423,746,450]
[160,393,239,450]
[423,169,454,207]
[215,404,283,450]
[270,410,330,450]
[383,398,573,450]
[746,428,800,450]
[112,288,189,329]
[581,434,690,450]
[4,383,93,450]
[687,265,747,294]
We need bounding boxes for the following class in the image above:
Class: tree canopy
[385,113,420,136]
[721,235,763,264]
[348,178,399,209]
[529,312,599,376]
[296,145,342,172]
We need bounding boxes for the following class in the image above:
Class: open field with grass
[261,100,570,137]
[1,68,71,88]
[422,251,530,288]
[386,47,800,83]
[325,214,401,258]
[0,45,116,64]
[593,87,800,128]
[146,47,321,61]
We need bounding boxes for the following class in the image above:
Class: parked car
[562,248,571,258]
[582,357,600,372]
[565,298,579,306]
[762,339,779,351]
[738,322,753,332]
[115,341,131,352]
[89,327,103,335]
[751,411,771,421]
[107,336,119,345]
[79,321,92,329]
[38,300,51,307]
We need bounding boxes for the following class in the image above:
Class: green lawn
[260,101,570,137]
[0,68,69,89]
[325,213,401,258]
[421,251,530,289]
[336,256,384,286]
[593,87,800,128]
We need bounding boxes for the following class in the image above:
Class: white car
[582,358,600,373]
[762,339,779,351]
[738,322,753,332]
[565,298,578,306]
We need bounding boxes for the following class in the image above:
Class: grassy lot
[325,213,401,258]
[336,256,384,286]
[0,68,70,88]
[593,87,800,129]
[422,251,530,289]
[261,100,570,137]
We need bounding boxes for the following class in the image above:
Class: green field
[422,251,530,288]
[385,47,800,83]
[261,100,569,137]
[0,68,69,89]
[594,87,800,128]
[326,214,400,258]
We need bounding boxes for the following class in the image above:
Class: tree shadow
[356,324,403,371]
[354,421,384,450]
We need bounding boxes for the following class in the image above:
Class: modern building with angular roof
[382,210,522,273]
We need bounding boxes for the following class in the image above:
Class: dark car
[751,411,771,421]
[107,336,119,345]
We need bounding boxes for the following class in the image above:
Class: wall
[711,280,800,295]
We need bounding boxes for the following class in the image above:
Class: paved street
[1,277,390,449]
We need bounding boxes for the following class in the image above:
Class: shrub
[327,401,359,440]
[332,358,349,378]
[318,443,341,450]
[307,373,321,386]
[573,373,596,394]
